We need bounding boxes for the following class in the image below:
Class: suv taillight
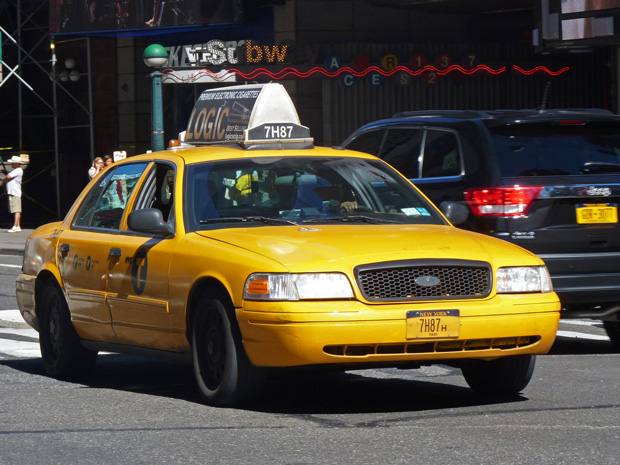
[465,186,542,217]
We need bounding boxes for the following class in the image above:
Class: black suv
[342,109,620,348]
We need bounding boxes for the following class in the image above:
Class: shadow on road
[1,354,530,414]
[549,337,618,355]
[249,368,530,414]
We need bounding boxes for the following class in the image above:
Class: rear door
[344,124,480,208]
[60,162,150,341]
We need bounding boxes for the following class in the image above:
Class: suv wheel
[603,321,620,351]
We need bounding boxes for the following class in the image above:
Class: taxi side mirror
[128,208,174,236]
[439,201,469,226]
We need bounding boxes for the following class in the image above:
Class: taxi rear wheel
[39,281,98,378]
[191,293,263,406]
[461,355,535,395]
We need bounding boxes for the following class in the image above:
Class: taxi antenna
[538,81,551,113]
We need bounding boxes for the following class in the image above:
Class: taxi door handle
[60,243,70,259]
[109,248,122,258]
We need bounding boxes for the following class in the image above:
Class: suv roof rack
[392,108,615,121]
[392,110,495,119]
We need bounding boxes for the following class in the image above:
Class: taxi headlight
[496,266,553,293]
[244,273,354,301]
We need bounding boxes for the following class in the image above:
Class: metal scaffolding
[0,0,94,218]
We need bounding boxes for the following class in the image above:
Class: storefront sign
[166,40,292,67]
[162,41,570,88]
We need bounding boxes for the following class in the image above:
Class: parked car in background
[342,109,620,349]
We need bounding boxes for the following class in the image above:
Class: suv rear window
[490,122,620,177]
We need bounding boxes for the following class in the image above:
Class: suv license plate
[406,310,460,340]
[576,203,618,224]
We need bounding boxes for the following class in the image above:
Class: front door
[106,162,180,351]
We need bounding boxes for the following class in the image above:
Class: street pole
[150,70,164,152]
[143,44,169,153]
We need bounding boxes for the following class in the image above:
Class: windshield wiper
[200,216,298,225]
[580,162,620,174]
[303,215,402,224]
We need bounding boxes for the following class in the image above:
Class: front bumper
[237,295,560,367]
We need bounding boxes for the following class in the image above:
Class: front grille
[355,260,492,301]
[324,336,540,357]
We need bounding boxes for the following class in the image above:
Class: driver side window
[132,162,176,224]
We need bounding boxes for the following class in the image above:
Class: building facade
[0,0,618,223]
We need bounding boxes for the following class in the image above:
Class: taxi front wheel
[461,355,535,395]
[191,293,264,407]
[39,281,98,379]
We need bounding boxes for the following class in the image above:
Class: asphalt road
[1,252,619,465]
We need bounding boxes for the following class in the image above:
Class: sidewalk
[0,228,34,256]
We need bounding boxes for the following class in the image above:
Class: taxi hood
[194,224,541,272]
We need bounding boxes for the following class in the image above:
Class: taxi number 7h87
[407,310,460,339]
[14,83,560,407]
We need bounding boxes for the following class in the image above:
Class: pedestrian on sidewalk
[88,157,105,179]
[3,155,24,233]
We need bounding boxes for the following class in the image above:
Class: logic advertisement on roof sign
[185,87,262,143]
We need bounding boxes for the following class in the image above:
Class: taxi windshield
[184,156,445,231]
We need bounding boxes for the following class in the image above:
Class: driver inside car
[311,179,359,213]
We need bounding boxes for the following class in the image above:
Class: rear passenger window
[380,128,423,179]
[345,129,385,156]
[421,130,461,178]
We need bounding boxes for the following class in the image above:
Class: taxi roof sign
[184,83,313,149]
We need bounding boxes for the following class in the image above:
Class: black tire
[39,281,98,378]
[461,355,536,395]
[191,292,264,407]
[603,321,620,351]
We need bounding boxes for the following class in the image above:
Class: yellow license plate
[576,203,618,224]
[406,310,460,340]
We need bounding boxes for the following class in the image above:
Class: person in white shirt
[3,156,24,232]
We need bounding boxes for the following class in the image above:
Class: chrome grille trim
[355,259,492,302]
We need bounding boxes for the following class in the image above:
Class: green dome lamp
[143,44,169,152]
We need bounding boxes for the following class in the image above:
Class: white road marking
[0,263,21,268]
[0,310,38,359]
[0,309,26,323]
[556,330,610,341]
[559,319,603,327]
[0,328,40,359]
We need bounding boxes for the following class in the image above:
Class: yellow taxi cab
[15,84,560,406]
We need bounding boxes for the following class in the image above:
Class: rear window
[490,122,620,177]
